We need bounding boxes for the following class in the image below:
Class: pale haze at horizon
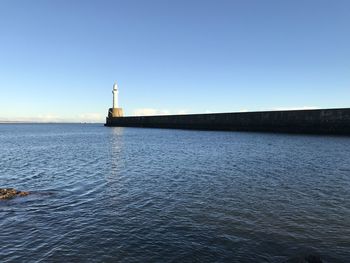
[0,0,349,122]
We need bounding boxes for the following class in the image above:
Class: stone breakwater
[105,108,350,135]
[0,188,30,200]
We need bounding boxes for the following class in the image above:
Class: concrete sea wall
[105,108,350,135]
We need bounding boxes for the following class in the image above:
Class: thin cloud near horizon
[0,113,106,123]
[131,106,319,116]
[0,106,322,122]
[132,108,190,116]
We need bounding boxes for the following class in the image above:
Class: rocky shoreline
[0,188,30,200]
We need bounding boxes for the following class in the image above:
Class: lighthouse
[112,82,119,108]
[108,82,123,118]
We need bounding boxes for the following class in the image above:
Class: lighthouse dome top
[113,82,118,90]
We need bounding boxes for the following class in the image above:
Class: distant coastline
[0,121,103,124]
[0,121,34,124]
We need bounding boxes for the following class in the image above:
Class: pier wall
[105,108,350,135]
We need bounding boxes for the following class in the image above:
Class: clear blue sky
[0,0,349,122]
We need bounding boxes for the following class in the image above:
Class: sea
[0,124,349,262]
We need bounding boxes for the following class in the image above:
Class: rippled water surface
[1,124,349,262]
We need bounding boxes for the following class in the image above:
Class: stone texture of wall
[105,108,350,135]
[108,108,123,118]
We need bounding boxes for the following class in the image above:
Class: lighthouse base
[108,108,123,118]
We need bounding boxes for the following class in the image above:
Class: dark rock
[285,254,323,263]
[0,188,30,200]
[305,255,323,263]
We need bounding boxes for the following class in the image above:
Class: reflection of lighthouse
[107,82,123,118]
[112,82,119,108]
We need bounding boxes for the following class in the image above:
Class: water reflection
[106,127,125,191]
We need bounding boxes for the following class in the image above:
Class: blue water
[0,124,349,262]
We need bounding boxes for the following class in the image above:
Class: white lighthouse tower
[108,82,123,118]
[112,82,119,108]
